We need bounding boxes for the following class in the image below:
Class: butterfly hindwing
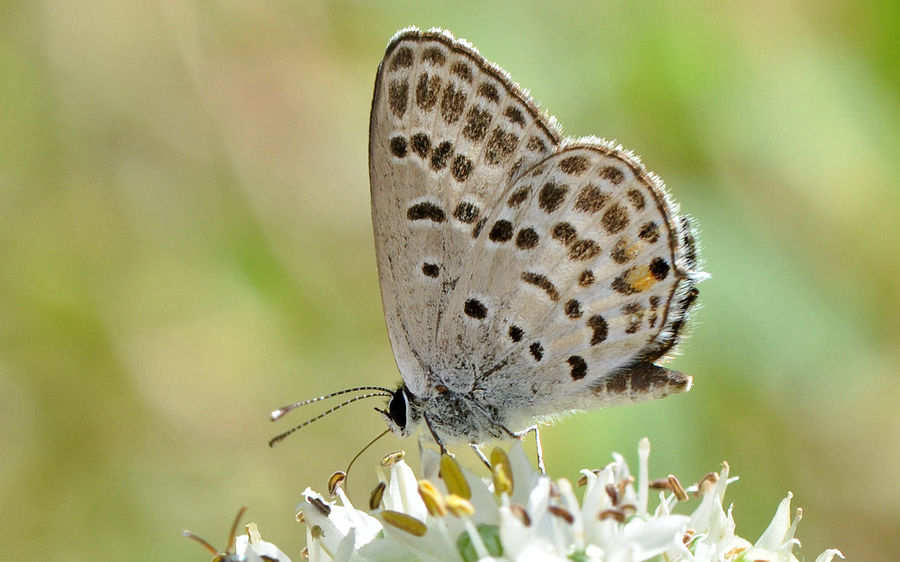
[438,143,700,422]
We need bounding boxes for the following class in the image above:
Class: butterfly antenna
[270,386,394,420]
[268,392,392,447]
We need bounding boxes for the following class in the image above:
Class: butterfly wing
[439,142,702,426]
[370,28,703,430]
[369,28,560,398]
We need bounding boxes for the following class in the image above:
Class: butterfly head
[377,384,422,438]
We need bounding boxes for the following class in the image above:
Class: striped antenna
[268,391,393,447]
[270,386,394,420]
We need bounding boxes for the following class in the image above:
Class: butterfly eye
[388,388,408,430]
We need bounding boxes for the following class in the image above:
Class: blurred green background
[2,1,898,560]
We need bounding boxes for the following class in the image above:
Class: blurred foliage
[1,1,898,560]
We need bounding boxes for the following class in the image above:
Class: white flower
[235,522,293,562]
[183,511,292,562]
[292,439,841,562]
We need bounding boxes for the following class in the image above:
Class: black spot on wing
[567,356,587,380]
[453,202,480,224]
[588,315,608,345]
[488,220,514,242]
[564,299,582,319]
[551,222,576,245]
[411,133,431,158]
[515,228,539,249]
[649,257,670,280]
[389,135,407,158]
[464,299,487,319]
[539,182,568,213]
[431,141,453,170]
[390,47,413,70]
[407,202,446,222]
[521,272,559,301]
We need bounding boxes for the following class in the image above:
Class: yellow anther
[490,447,513,496]
[417,479,448,517]
[380,451,405,467]
[440,454,471,499]
[445,494,476,517]
[381,510,427,536]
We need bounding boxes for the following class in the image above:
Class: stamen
[490,447,513,496]
[638,437,650,517]
[328,471,346,496]
[649,477,672,490]
[368,481,386,511]
[440,454,471,499]
[381,510,427,536]
[547,505,574,524]
[417,480,448,517]
[668,474,688,501]
[445,494,475,517]
[605,483,619,505]
[598,508,625,522]
[697,471,719,496]
[380,451,405,467]
[307,496,331,517]
[181,506,246,558]
[509,504,531,526]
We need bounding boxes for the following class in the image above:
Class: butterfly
[271,27,703,462]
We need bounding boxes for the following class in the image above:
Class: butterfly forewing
[369,28,702,431]
[370,29,559,397]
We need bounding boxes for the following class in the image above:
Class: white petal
[336,489,383,548]
[385,460,428,520]
[235,534,293,562]
[507,441,541,507]
[298,490,349,556]
[607,515,689,562]
[461,463,500,523]
[814,548,845,562]
[512,541,568,562]
[525,476,552,530]
[498,505,533,559]
[331,528,356,562]
[753,493,793,552]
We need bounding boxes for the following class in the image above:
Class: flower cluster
[183,514,293,562]
[288,439,842,561]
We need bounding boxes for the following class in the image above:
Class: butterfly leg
[514,425,545,474]
[423,413,448,455]
[469,443,492,470]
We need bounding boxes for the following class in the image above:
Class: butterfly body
[366,27,703,447]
